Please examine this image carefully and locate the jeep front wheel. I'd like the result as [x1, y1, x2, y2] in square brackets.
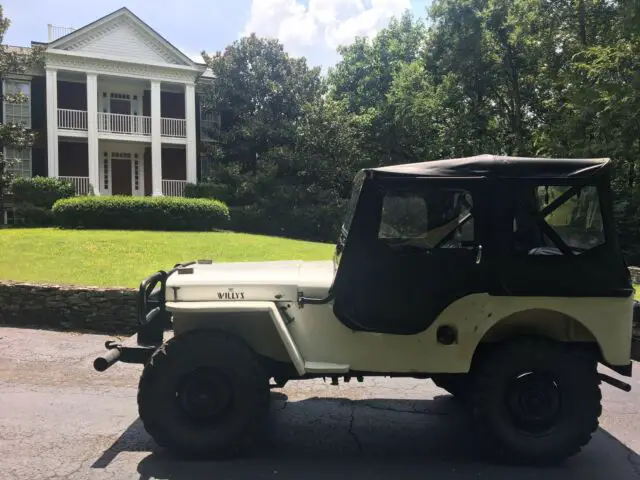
[469, 337, 601, 464]
[137, 329, 270, 458]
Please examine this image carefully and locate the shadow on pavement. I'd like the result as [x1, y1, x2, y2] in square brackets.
[92, 392, 640, 480]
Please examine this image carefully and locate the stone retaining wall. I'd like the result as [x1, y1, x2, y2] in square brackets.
[0, 281, 138, 334]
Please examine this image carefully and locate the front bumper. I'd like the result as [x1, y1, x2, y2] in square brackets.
[93, 261, 195, 372]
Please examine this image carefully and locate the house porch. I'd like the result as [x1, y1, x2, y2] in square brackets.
[58, 139, 187, 197]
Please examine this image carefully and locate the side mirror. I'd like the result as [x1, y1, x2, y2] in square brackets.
[476, 244, 483, 265]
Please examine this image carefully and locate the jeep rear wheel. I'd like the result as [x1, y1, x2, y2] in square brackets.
[469, 337, 601, 464]
[137, 330, 270, 459]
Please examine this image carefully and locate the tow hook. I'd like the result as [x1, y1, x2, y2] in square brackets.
[599, 373, 632, 392]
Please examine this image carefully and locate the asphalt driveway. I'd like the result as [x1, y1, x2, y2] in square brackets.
[0, 327, 638, 480]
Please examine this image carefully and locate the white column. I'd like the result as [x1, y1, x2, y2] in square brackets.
[45, 68, 58, 177]
[184, 82, 197, 184]
[151, 80, 162, 196]
[86, 73, 100, 195]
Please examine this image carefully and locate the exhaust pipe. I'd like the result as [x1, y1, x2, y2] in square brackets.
[93, 347, 122, 372]
[599, 373, 632, 392]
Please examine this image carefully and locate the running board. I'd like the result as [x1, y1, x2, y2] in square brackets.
[304, 361, 350, 374]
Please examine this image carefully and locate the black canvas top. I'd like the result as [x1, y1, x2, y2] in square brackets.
[368, 154, 611, 180]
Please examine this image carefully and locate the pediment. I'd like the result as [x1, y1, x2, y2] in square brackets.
[49, 9, 193, 67]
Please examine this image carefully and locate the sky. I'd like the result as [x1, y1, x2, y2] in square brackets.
[1, 0, 431, 69]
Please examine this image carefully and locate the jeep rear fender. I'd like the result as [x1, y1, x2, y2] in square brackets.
[468, 297, 634, 368]
[166, 301, 305, 376]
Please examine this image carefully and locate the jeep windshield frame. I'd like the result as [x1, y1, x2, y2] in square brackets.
[341, 170, 366, 238]
[334, 170, 366, 269]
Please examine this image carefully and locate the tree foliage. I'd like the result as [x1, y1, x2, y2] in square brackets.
[0, 6, 43, 216]
[199, 1, 640, 256]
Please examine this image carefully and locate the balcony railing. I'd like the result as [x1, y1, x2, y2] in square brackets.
[161, 117, 186, 138]
[162, 179, 187, 197]
[58, 109, 87, 131]
[56, 110, 187, 139]
[59, 176, 90, 195]
[98, 112, 151, 136]
[48, 24, 74, 42]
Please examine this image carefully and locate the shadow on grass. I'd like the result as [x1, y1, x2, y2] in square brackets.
[90, 391, 640, 480]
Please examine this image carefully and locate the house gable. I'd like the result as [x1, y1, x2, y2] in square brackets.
[48, 8, 194, 67]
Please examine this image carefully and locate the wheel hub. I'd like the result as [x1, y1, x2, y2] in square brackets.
[505, 371, 562, 434]
[176, 367, 233, 423]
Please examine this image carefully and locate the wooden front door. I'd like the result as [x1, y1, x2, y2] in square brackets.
[111, 159, 132, 195]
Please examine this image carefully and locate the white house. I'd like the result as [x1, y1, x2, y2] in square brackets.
[2, 7, 217, 205]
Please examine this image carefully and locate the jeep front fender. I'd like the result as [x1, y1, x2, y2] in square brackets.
[166, 301, 305, 376]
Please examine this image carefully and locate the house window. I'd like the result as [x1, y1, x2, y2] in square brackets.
[3, 80, 31, 128]
[134, 159, 140, 190]
[3, 147, 31, 178]
[110, 93, 131, 115]
[199, 108, 219, 141]
[200, 153, 215, 180]
[103, 157, 110, 190]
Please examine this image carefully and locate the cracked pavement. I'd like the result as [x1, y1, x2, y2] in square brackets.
[0, 327, 638, 479]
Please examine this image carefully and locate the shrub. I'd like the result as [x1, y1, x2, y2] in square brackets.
[11, 176, 76, 209]
[52, 195, 230, 231]
[13, 205, 54, 226]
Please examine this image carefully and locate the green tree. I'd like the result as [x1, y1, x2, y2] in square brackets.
[200, 34, 323, 175]
[199, 34, 370, 241]
[328, 11, 426, 165]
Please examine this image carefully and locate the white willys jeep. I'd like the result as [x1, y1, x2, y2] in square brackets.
[94, 154, 634, 464]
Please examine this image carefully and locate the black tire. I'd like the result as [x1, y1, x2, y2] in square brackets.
[137, 329, 270, 459]
[469, 337, 601, 465]
[432, 374, 469, 399]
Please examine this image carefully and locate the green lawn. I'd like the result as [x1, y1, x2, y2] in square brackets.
[0, 228, 334, 288]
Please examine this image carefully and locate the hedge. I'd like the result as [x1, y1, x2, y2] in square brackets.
[11, 176, 76, 209]
[52, 195, 230, 231]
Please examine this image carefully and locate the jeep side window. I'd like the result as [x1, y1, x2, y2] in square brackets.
[378, 189, 474, 249]
[513, 184, 605, 255]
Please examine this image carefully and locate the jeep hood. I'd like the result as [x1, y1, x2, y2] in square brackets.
[165, 260, 334, 302]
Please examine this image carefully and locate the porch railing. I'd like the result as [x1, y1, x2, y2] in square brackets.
[58, 109, 88, 131]
[161, 117, 186, 138]
[162, 179, 187, 197]
[59, 176, 90, 195]
[98, 112, 151, 136]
